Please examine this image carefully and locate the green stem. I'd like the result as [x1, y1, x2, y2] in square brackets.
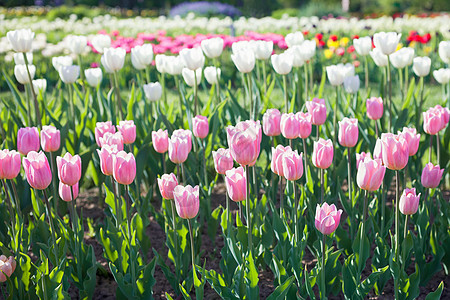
[294, 181, 299, 245]
[398, 67, 403, 100]
[304, 64, 308, 102]
[381, 181, 386, 237]
[347, 148, 353, 236]
[405, 67, 409, 96]
[321, 169, 324, 204]
[175, 76, 184, 123]
[214, 58, 221, 105]
[2, 180, 17, 254]
[321, 233, 327, 300]
[262, 60, 267, 97]
[145, 66, 151, 83]
[50, 152, 58, 214]
[364, 55, 369, 91]
[308, 59, 313, 91]
[395, 170, 400, 259]
[297, 67, 302, 111]
[247, 73, 254, 120]
[333, 85, 339, 149]
[418, 77, 424, 130]
[436, 132, 440, 165]
[42, 189, 59, 266]
[188, 218, 196, 269]
[223, 174, 230, 230]
[69, 187, 82, 283]
[279, 175, 284, 216]
[202, 139, 207, 187]
[23, 53, 42, 128]
[125, 185, 137, 292]
[302, 139, 308, 185]
[24, 84, 32, 126]
[403, 215, 409, 240]
[429, 135, 433, 163]
[170, 198, 180, 284]
[111, 176, 121, 227]
[283, 75, 288, 113]
[77, 55, 85, 91]
[359, 190, 368, 271]
[68, 83, 77, 148]
[194, 72, 198, 116]
[113, 71, 124, 121]
[245, 165, 252, 253]
[10, 180, 21, 218]
[387, 58, 392, 131]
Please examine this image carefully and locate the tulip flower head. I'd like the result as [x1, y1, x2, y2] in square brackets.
[59, 65, 80, 84]
[57, 153, 81, 186]
[366, 97, 383, 120]
[32, 79, 47, 94]
[338, 118, 359, 148]
[179, 47, 205, 71]
[212, 148, 234, 175]
[204, 66, 221, 85]
[399, 188, 420, 215]
[158, 173, 178, 200]
[423, 108, 443, 135]
[353, 36, 372, 56]
[370, 48, 388, 67]
[280, 113, 300, 139]
[390, 47, 415, 69]
[143, 82, 162, 101]
[357, 157, 386, 191]
[296, 112, 312, 139]
[312, 138, 334, 169]
[315, 203, 342, 235]
[182, 68, 202, 87]
[66, 35, 87, 55]
[231, 50, 255, 73]
[131, 44, 153, 70]
[373, 32, 402, 55]
[59, 182, 79, 202]
[152, 129, 169, 154]
[225, 166, 246, 202]
[281, 149, 304, 181]
[254, 40, 273, 60]
[192, 115, 209, 139]
[412, 56, 431, 77]
[17, 127, 40, 155]
[380, 133, 409, 170]
[117, 120, 136, 145]
[343, 75, 360, 94]
[263, 108, 282, 137]
[201, 37, 224, 59]
[0, 150, 21, 180]
[40, 125, 60, 153]
[99, 132, 124, 151]
[7, 29, 34, 52]
[400, 127, 420, 156]
[91, 34, 111, 53]
[172, 129, 193, 152]
[113, 151, 136, 185]
[95, 121, 116, 147]
[0, 255, 16, 283]
[22, 151, 52, 190]
[438, 41, 450, 64]
[102, 47, 126, 72]
[271, 145, 292, 176]
[97, 144, 119, 176]
[173, 185, 199, 219]
[306, 98, 327, 125]
[373, 138, 383, 162]
[14, 64, 35, 84]
[433, 68, 450, 85]
[85, 68, 103, 87]
[228, 122, 260, 166]
[356, 152, 371, 169]
[421, 163, 444, 189]
[271, 52, 294, 75]
[168, 135, 190, 164]
[285, 31, 304, 48]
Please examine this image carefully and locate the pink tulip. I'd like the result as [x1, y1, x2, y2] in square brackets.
[399, 188, 420, 215]
[338, 118, 359, 148]
[225, 166, 246, 202]
[280, 113, 300, 139]
[192, 115, 209, 139]
[0, 150, 21, 180]
[281, 149, 303, 181]
[400, 127, 420, 156]
[296, 112, 312, 139]
[229, 127, 259, 166]
[306, 98, 327, 125]
[357, 157, 386, 191]
[40, 125, 60, 152]
[152, 129, 169, 154]
[22, 151, 52, 190]
[380, 133, 409, 170]
[95, 121, 115, 147]
[116, 120, 136, 145]
[57, 153, 82, 186]
[0, 255, 16, 283]
[423, 108, 442, 135]
[172, 129, 193, 152]
[99, 132, 124, 151]
[113, 151, 136, 185]
[271, 145, 291, 176]
[373, 139, 383, 162]
[263, 108, 281, 136]
[366, 97, 383, 120]
[356, 152, 371, 169]
[433, 105, 449, 130]
[421, 163, 444, 189]
[17, 127, 40, 155]
[173, 185, 199, 219]
[212, 148, 234, 175]
[315, 203, 342, 235]
[158, 173, 178, 200]
[168, 135, 190, 164]
[59, 182, 79, 202]
[312, 138, 333, 169]
[97, 144, 119, 176]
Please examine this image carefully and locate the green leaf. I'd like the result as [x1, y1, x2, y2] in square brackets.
[266, 276, 295, 300]
[425, 281, 444, 300]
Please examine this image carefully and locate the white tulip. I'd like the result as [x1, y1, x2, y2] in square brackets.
[287, 45, 305, 67]
[271, 52, 294, 75]
[155, 54, 167, 74]
[337, 63, 355, 78]
[7, 29, 34, 52]
[101, 55, 114, 74]
[102, 47, 126, 72]
[370, 48, 388, 67]
[182, 68, 202, 87]
[389, 47, 415, 69]
[32, 79, 47, 94]
[232, 41, 253, 55]
[131, 44, 154, 70]
[13, 52, 33, 65]
[91, 34, 111, 54]
[373, 32, 401, 56]
[353, 36, 372, 56]
[204, 66, 221, 85]
[285, 31, 304, 48]
[59, 65, 80, 84]
[85, 68, 103, 87]
[326, 64, 346, 86]
[298, 40, 316, 61]
[254, 41, 273, 60]
[231, 50, 255, 73]
[143, 82, 162, 101]
[343, 75, 360, 94]
[67, 35, 87, 55]
[14, 64, 35, 84]
[201, 37, 224, 59]
[433, 68, 450, 85]
[180, 47, 205, 71]
[52, 56, 73, 72]
[438, 41, 450, 64]
[412, 57, 431, 77]
[165, 56, 184, 76]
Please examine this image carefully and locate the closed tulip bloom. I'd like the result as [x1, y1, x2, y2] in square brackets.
[370, 48, 388, 67]
[85, 68, 103, 87]
[400, 127, 420, 156]
[263, 109, 281, 137]
[254, 41, 273, 60]
[172, 129, 193, 152]
[0, 255, 16, 283]
[229, 127, 259, 166]
[315, 203, 342, 235]
[296, 112, 312, 139]
[366, 97, 383, 120]
[306, 98, 327, 125]
[95, 121, 115, 147]
[165, 55, 184, 76]
[113, 151, 136, 185]
[155, 54, 167, 74]
[13, 52, 33, 65]
[423, 109, 442, 135]
[373, 32, 402, 55]
[357, 157, 386, 191]
[67, 35, 87, 55]
[14, 64, 35, 84]
[99, 132, 124, 151]
[143, 82, 162, 101]
[182, 68, 202, 87]
[59, 65, 80, 84]
[213, 148, 233, 175]
[373, 139, 383, 162]
[0, 150, 21, 180]
[91, 34, 111, 53]
[389, 47, 415, 69]
[435, 105, 449, 129]
[225, 166, 246, 202]
[7, 29, 34, 52]
[173, 185, 199, 219]
[52, 56, 73, 72]
[438, 41, 450, 64]
[399, 188, 420, 215]
[32, 79, 47, 94]
[285, 31, 304, 48]
[192, 115, 209, 139]
[180, 47, 205, 71]
[231, 50, 255, 73]
[312, 138, 333, 169]
[152, 129, 169, 154]
[101, 55, 113, 74]
[299, 40, 316, 61]
[168, 135, 190, 164]
[343, 75, 360, 94]
[40, 125, 60, 152]
[288, 45, 305, 67]
[353, 36, 372, 56]
[271, 52, 294, 75]
[356, 152, 371, 169]
[117, 120, 136, 144]
[59, 182, 79, 202]
[338, 63, 356, 78]
[204, 66, 221, 85]
[326, 64, 345, 86]
[131, 44, 153, 70]
[413, 57, 431, 77]
[57, 153, 81, 186]
[280, 113, 300, 139]
[17, 127, 40, 155]
[282, 149, 303, 181]
[271, 145, 291, 176]
[97, 144, 119, 176]
[102, 47, 126, 72]
[22, 151, 52, 190]
[158, 173, 178, 200]
[421, 163, 444, 189]
[338, 118, 359, 148]
[433, 68, 450, 85]
[380, 133, 409, 170]
[201, 37, 224, 59]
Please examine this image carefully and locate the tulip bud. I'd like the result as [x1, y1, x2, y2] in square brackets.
[66, 35, 87, 55]
[433, 68, 450, 85]
[182, 68, 202, 87]
[229, 125, 259, 166]
[271, 145, 291, 176]
[315, 203, 342, 235]
[59, 182, 79, 202]
[231, 50, 255, 73]
[13, 52, 33, 65]
[102, 47, 126, 72]
[421, 163, 444, 189]
[201, 37, 224, 59]
[168, 135, 190, 164]
[85, 68, 103, 87]
[389, 47, 414, 69]
[357, 157, 386, 191]
[57, 153, 81, 186]
[59, 65, 80, 84]
[438, 41, 450, 64]
[113, 151, 136, 185]
[143, 82, 162, 101]
[155, 54, 167, 74]
[287, 45, 305, 67]
[165, 55, 184, 76]
[373, 32, 401, 55]
[158, 173, 178, 200]
[95, 121, 116, 147]
[281, 149, 303, 181]
[192, 115, 209, 139]
[380, 133, 409, 170]
[17, 127, 40, 155]
[400, 127, 420, 156]
[312, 138, 333, 169]
[99, 132, 124, 151]
[343, 75, 360, 94]
[254, 41, 273, 60]
[0, 150, 21, 180]
[173, 185, 199, 219]
[225, 166, 246, 202]
[338, 118, 359, 148]
[7, 29, 34, 52]
[117, 120, 136, 145]
[180, 47, 205, 71]
[131, 44, 153, 70]
[412, 56, 431, 77]
[285, 32, 304, 48]
[204, 66, 221, 85]
[52, 56, 73, 72]
[306, 98, 327, 125]
[40, 125, 60, 153]
[280, 113, 300, 139]
[91, 34, 111, 54]
[212, 148, 233, 175]
[353, 36, 372, 56]
[297, 112, 312, 139]
[32, 79, 47, 94]
[22, 151, 52, 190]
[423, 108, 443, 135]
[370, 48, 388, 67]
[356, 152, 371, 169]
[366, 97, 383, 120]
[97, 144, 119, 176]
[399, 188, 420, 215]
[263, 109, 281, 137]
[152, 129, 169, 154]
[14, 64, 35, 84]
[271, 52, 294, 75]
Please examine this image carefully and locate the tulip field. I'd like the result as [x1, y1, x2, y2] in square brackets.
[1, 12, 450, 299]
